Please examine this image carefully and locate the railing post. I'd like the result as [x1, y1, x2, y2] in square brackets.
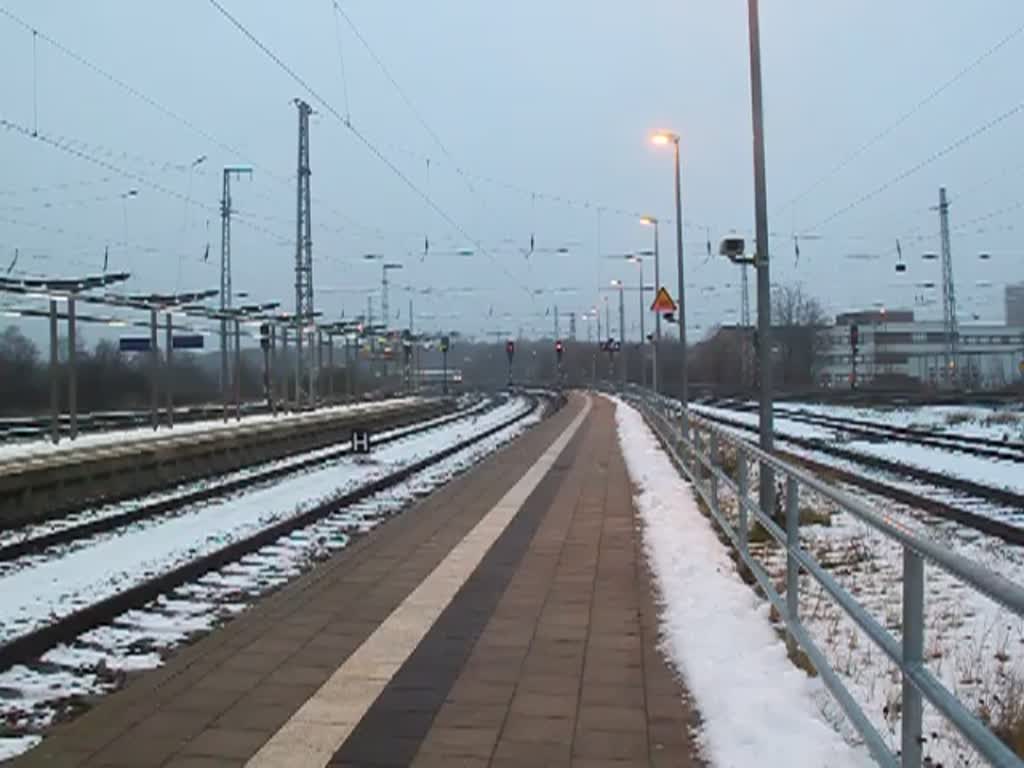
[901, 548, 924, 768]
[709, 430, 719, 517]
[679, 410, 691, 473]
[692, 427, 703, 488]
[737, 452, 749, 554]
[785, 475, 800, 655]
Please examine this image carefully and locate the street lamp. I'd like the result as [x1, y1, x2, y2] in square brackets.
[627, 253, 651, 387]
[650, 128, 688, 409]
[610, 279, 626, 392]
[640, 215, 661, 393]
[745, 0, 776, 523]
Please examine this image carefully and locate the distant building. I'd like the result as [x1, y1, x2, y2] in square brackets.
[1007, 282, 1024, 327]
[816, 309, 1024, 389]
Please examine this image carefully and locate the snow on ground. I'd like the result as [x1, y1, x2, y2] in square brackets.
[0, 397, 527, 644]
[790, 401, 1024, 443]
[744, 489, 1024, 766]
[614, 398, 871, 768]
[0, 397, 423, 463]
[691, 402, 1024, 499]
[0, 400, 487, 554]
[713, 399, 1024, 444]
[0, 737, 39, 763]
[681, 402, 1024, 765]
[0, 396, 542, 760]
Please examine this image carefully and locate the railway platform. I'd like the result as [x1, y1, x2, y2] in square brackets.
[0, 397, 452, 528]
[9, 394, 703, 768]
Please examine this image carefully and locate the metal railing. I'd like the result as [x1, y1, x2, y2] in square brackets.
[629, 389, 1024, 768]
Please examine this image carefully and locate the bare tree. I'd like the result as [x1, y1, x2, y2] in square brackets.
[0, 325, 43, 412]
[770, 284, 829, 391]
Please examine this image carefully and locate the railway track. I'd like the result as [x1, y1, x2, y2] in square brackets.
[706, 398, 1024, 462]
[0, 398, 495, 563]
[0, 392, 551, 676]
[691, 406, 1024, 546]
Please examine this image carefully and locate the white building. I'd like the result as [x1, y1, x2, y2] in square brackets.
[817, 310, 1024, 390]
[1008, 282, 1024, 327]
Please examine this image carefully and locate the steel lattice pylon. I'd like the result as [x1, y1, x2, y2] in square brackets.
[938, 187, 959, 384]
[294, 99, 314, 404]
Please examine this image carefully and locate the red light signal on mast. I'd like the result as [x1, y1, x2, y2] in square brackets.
[555, 339, 564, 363]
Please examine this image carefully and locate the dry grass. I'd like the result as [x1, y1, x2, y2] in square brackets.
[981, 411, 1022, 427]
[944, 411, 973, 427]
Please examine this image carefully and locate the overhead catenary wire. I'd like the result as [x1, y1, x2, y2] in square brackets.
[4, 2, 693, 265]
[330, 3, 703, 233]
[205, 0, 534, 298]
[805, 98, 1024, 234]
[331, 1, 493, 210]
[31, 27, 38, 136]
[0, 5, 251, 162]
[0, 116, 292, 249]
[775, 18, 1024, 217]
[329, 0, 351, 124]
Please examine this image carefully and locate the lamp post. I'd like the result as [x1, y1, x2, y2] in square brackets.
[640, 216, 660, 393]
[611, 279, 626, 392]
[651, 129, 688, 408]
[628, 252, 653, 388]
[746, 0, 775, 519]
[364, 254, 403, 385]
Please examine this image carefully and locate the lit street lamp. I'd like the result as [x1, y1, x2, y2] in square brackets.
[650, 128, 688, 409]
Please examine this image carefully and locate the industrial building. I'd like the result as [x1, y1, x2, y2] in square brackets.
[1007, 282, 1024, 327]
[817, 309, 1024, 389]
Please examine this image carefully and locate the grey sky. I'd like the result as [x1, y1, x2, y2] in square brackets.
[1, 1, 1022, 347]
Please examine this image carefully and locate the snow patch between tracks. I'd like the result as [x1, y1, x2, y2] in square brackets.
[613, 398, 871, 768]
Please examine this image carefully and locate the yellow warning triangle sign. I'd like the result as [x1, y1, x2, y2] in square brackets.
[650, 286, 677, 313]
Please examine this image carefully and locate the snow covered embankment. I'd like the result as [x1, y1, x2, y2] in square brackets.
[614, 398, 871, 768]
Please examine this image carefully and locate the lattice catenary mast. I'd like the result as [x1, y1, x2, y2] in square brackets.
[220, 165, 252, 410]
[938, 186, 959, 383]
[294, 99, 314, 403]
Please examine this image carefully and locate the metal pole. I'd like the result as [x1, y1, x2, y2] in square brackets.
[150, 307, 159, 431]
[674, 139, 688, 407]
[638, 262, 646, 388]
[346, 334, 355, 400]
[653, 221, 661, 394]
[67, 296, 78, 439]
[305, 327, 313, 409]
[748, 0, 775, 515]
[220, 169, 231, 421]
[280, 325, 288, 406]
[618, 285, 626, 393]
[234, 318, 241, 421]
[165, 312, 174, 427]
[294, 322, 301, 409]
[269, 324, 277, 415]
[901, 550, 925, 767]
[49, 299, 59, 445]
[221, 316, 229, 422]
[328, 333, 335, 401]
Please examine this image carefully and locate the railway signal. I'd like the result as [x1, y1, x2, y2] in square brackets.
[440, 335, 451, 395]
[555, 339, 564, 364]
[506, 339, 515, 387]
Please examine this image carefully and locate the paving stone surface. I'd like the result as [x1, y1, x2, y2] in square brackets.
[10, 395, 704, 768]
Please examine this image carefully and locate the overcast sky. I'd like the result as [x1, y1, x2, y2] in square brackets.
[1, 1, 1023, 347]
